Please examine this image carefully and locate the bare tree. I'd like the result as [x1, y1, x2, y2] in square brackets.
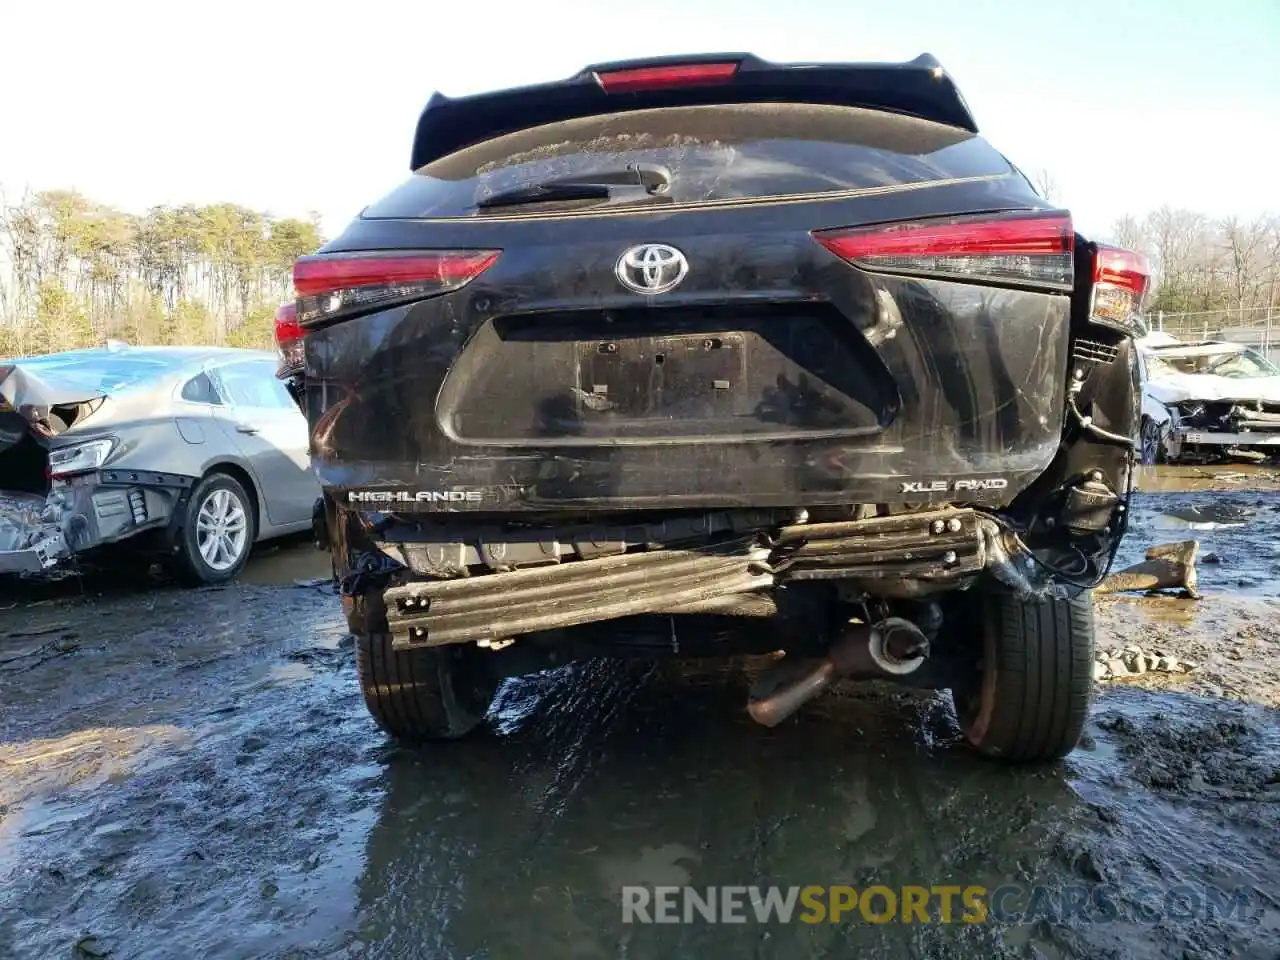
[1110, 214, 1147, 254]
[1032, 168, 1059, 203]
[1220, 216, 1269, 320]
[1143, 207, 1213, 313]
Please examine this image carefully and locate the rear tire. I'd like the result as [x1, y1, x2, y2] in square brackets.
[356, 632, 497, 741]
[954, 590, 1095, 762]
[172, 472, 257, 585]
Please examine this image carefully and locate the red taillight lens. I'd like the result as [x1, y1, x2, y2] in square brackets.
[594, 62, 739, 94]
[813, 211, 1075, 291]
[274, 301, 302, 343]
[292, 250, 500, 326]
[1090, 244, 1150, 333]
[273, 301, 304, 375]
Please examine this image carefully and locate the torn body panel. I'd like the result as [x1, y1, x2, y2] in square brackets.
[0, 491, 68, 573]
[0, 470, 195, 574]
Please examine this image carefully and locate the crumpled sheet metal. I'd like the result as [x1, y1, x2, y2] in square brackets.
[0, 491, 54, 552]
[0, 492, 71, 573]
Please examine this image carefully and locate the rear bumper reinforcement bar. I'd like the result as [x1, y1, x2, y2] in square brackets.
[385, 536, 773, 648]
[770, 511, 982, 582]
[382, 507, 1027, 650]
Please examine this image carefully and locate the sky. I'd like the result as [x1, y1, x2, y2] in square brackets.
[3, 0, 1277, 241]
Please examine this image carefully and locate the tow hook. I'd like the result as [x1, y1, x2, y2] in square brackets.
[746, 617, 930, 727]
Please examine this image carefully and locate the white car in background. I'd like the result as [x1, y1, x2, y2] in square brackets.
[1137, 334, 1280, 464]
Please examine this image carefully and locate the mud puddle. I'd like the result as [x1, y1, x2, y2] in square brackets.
[1116, 488, 1280, 600]
[1135, 463, 1280, 493]
[0, 468, 1278, 958]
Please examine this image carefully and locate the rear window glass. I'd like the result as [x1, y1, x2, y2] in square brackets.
[212, 361, 296, 409]
[363, 103, 1012, 220]
[181, 372, 223, 405]
[13, 351, 188, 395]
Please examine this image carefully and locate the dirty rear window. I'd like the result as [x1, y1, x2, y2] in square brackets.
[362, 103, 1012, 220]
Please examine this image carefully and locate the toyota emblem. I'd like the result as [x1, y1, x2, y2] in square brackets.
[616, 244, 689, 295]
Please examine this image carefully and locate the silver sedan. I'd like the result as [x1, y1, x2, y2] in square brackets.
[0, 345, 321, 583]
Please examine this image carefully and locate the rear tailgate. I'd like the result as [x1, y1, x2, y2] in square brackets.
[303, 67, 1073, 513]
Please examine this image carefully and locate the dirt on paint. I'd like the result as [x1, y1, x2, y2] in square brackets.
[1, 474, 1279, 960]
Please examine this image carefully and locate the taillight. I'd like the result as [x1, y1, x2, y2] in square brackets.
[1090, 244, 1150, 334]
[813, 211, 1075, 291]
[273, 301, 304, 375]
[594, 61, 739, 94]
[292, 250, 500, 326]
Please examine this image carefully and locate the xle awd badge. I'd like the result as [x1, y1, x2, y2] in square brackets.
[900, 478, 1009, 494]
[616, 244, 689, 295]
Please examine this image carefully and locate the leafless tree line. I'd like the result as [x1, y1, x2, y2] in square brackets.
[2, 181, 1275, 359]
[0, 186, 323, 357]
[1109, 208, 1280, 326]
[1029, 172, 1276, 330]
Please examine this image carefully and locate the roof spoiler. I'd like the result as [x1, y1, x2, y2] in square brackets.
[409, 52, 977, 170]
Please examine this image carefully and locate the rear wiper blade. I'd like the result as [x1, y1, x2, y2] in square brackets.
[476, 163, 673, 209]
[477, 182, 613, 208]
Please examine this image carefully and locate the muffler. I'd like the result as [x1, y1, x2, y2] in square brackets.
[747, 617, 930, 727]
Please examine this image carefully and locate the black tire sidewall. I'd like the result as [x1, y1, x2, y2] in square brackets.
[356, 630, 497, 741]
[956, 590, 1095, 762]
[177, 473, 257, 584]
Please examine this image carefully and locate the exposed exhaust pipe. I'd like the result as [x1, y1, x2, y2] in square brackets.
[746, 617, 929, 727]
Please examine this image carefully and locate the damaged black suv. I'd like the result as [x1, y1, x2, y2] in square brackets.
[278, 54, 1147, 761]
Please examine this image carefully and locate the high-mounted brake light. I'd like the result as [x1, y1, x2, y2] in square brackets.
[1089, 244, 1150, 334]
[595, 61, 739, 94]
[813, 211, 1075, 291]
[273, 301, 304, 376]
[292, 250, 500, 326]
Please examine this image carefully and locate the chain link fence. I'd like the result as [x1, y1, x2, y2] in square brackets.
[1148, 306, 1279, 361]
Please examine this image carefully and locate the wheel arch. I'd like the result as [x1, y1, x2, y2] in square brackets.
[197, 459, 264, 539]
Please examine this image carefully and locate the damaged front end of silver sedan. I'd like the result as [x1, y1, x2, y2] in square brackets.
[0, 363, 183, 576]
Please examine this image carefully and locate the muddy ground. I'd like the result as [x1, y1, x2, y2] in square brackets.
[1, 469, 1279, 959]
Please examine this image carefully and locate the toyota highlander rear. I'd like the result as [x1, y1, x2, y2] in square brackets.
[279, 53, 1147, 762]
